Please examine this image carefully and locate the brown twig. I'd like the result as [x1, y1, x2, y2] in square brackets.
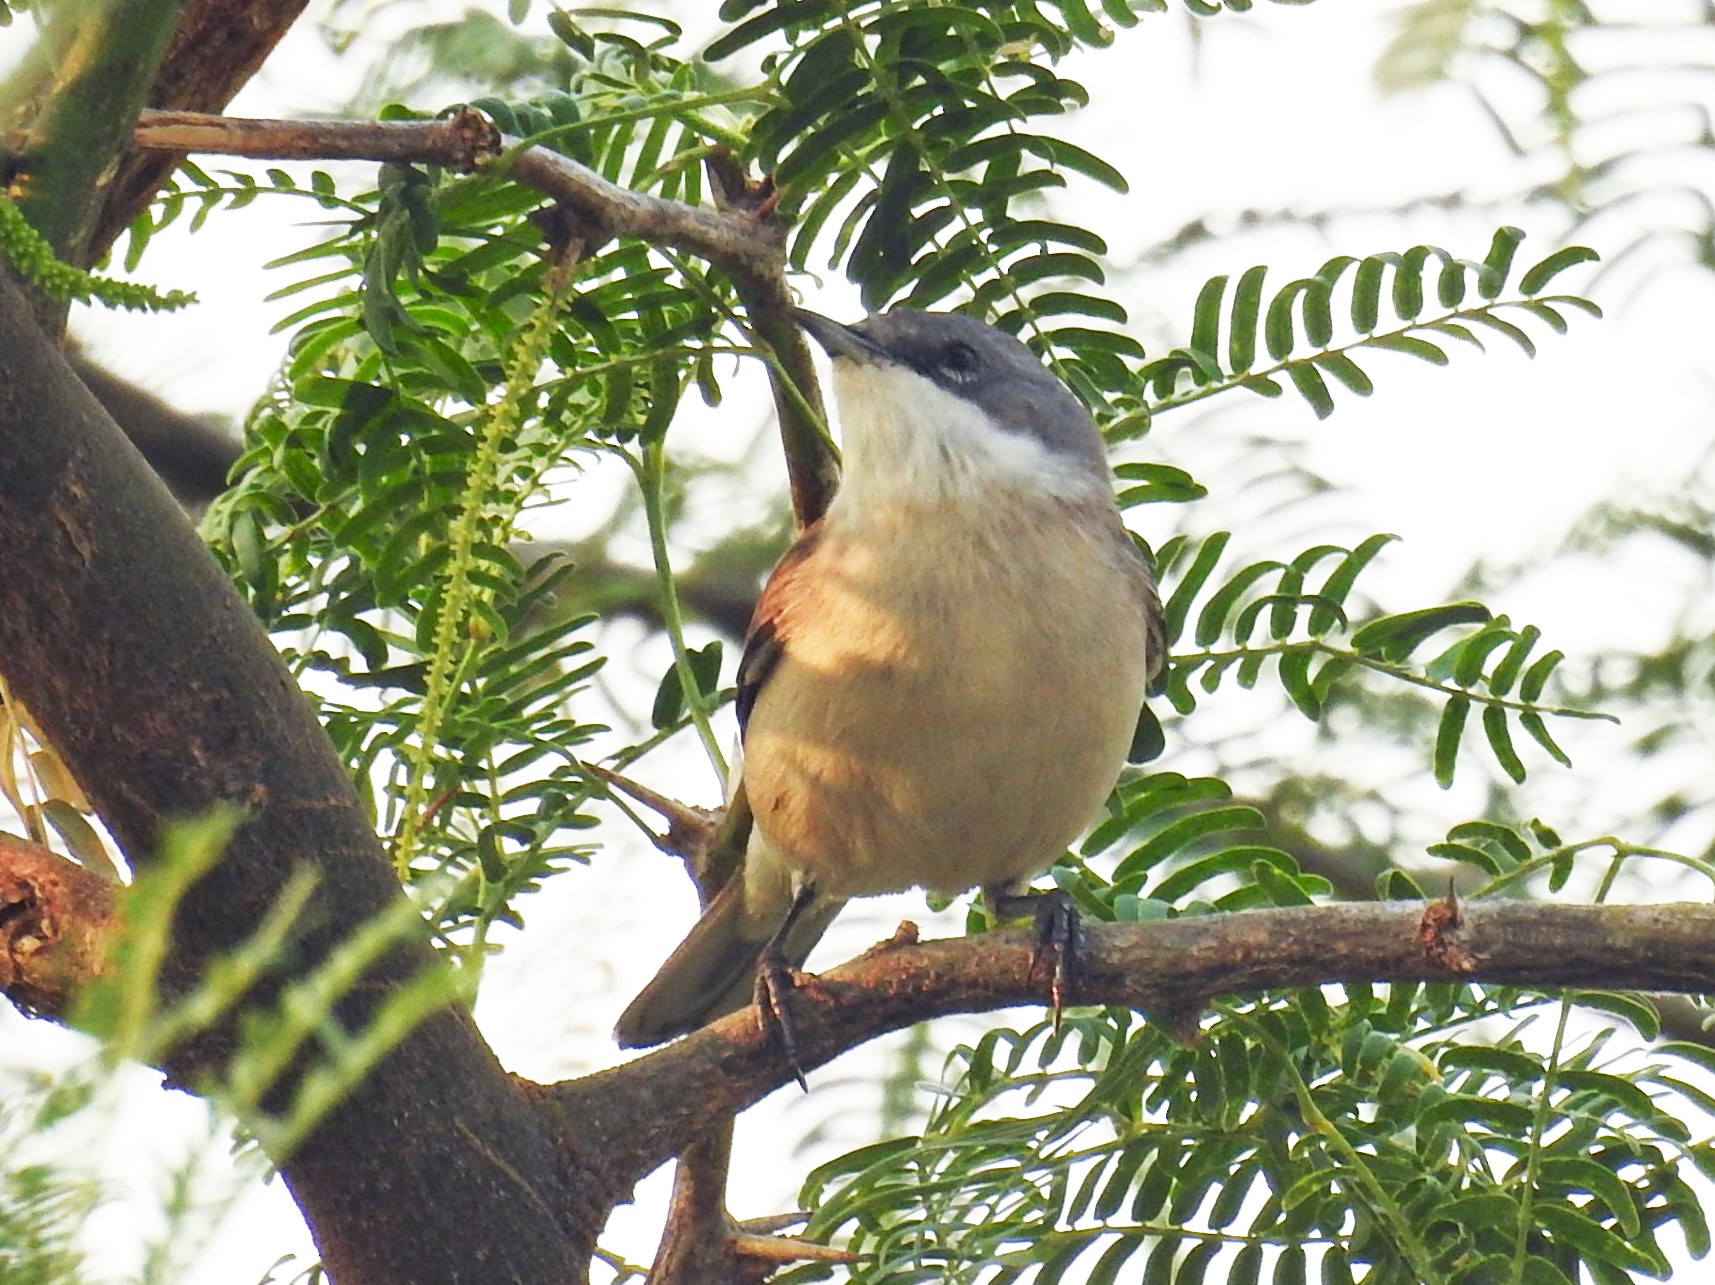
[127, 106, 843, 530]
[132, 106, 503, 170]
[1259, 793, 1715, 1050]
[545, 899, 1715, 1196]
[584, 763, 720, 863]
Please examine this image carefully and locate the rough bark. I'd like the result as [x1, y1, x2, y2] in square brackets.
[0, 833, 115, 1016]
[547, 900, 1715, 1186]
[0, 270, 604, 1284]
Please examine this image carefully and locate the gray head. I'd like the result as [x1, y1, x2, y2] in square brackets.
[796, 309, 1109, 480]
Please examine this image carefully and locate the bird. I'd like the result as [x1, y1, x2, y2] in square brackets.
[613, 308, 1164, 1051]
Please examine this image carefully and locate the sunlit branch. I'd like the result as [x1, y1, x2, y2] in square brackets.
[549, 899, 1715, 1191]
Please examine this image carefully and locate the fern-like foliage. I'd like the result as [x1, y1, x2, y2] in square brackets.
[1141, 523, 1609, 788]
[186, 14, 789, 943]
[0, 1087, 94, 1285]
[1135, 227, 1599, 429]
[788, 809, 1715, 1285]
[81, 3, 1708, 1281]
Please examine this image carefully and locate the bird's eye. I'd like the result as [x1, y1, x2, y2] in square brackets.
[940, 342, 980, 382]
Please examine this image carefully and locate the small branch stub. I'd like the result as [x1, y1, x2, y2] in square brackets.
[0, 831, 116, 1016]
[1418, 886, 1474, 972]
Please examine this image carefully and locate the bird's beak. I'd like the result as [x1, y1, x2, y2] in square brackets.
[795, 310, 883, 363]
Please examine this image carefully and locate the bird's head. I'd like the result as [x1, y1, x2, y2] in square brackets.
[796, 309, 1112, 507]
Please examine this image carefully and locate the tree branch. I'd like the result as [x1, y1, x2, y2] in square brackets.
[0, 0, 181, 329]
[68, 351, 241, 508]
[0, 832, 115, 1017]
[130, 107, 505, 172]
[127, 106, 843, 527]
[1254, 790, 1715, 1051]
[0, 270, 605, 1284]
[546, 900, 1715, 1196]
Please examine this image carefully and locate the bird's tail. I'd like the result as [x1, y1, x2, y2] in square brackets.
[614, 877, 843, 1048]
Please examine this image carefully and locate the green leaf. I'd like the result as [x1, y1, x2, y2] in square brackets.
[1285, 362, 1334, 419]
[1480, 225, 1526, 297]
[1434, 696, 1470, 788]
[1350, 603, 1490, 661]
[1228, 264, 1267, 374]
[1537, 1156, 1642, 1239]
[1162, 532, 1230, 645]
[1519, 711, 1573, 768]
[1315, 351, 1373, 396]
[1447, 819, 1529, 863]
[1229, 1244, 1262, 1285]
[1519, 245, 1599, 295]
[1309, 534, 1396, 635]
[1482, 705, 1527, 782]
[1254, 859, 1313, 906]
[1193, 560, 1282, 646]
[1518, 649, 1563, 702]
[1427, 841, 1504, 876]
[1189, 274, 1227, 371]
[1467, 309, 1537, 356]
[1487, 624, 1541, 695]
[1279, 648, 1320, 720]
[1535, 1202, 1659, 1274]
[1368, 333, 1448, 365]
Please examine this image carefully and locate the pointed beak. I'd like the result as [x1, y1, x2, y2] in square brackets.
[794, 310, 883, 363]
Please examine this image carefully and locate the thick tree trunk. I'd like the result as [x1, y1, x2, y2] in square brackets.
[0, 270, 600, 1283]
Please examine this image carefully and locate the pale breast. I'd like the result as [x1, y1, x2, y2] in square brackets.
[740, 497, 1152, 899]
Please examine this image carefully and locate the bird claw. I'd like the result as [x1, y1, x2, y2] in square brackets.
[986, 886, 1085, 1031]
[754, 949, 809, 1092]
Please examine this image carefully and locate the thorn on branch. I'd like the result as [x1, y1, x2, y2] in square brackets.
[583, 762, 720, 862]
[735, 1211, 810, 1236]
[1418, 885, 1474, 973]
[855, 920, 920, 960]
[731, 1231, 860, 1266]
[705, 148, 782, 226]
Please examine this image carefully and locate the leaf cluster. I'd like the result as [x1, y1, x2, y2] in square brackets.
[1143, 524, 1606, 789]
[791, 791, 1714, 1284]
[710, 0, 1155, 413]
[177, 12, 817, 943]
[1135, 227, 1599, 429]
[792, 989, 1715, 1285]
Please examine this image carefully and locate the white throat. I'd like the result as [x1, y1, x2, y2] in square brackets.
[827, 362, 1107, 518]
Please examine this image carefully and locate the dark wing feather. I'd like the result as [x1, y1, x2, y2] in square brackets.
[735, 524, 823, 739]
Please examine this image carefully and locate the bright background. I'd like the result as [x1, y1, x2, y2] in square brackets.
[2, 0, 1711, 1279]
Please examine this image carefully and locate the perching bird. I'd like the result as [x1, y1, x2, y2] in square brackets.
[613, 308, 1164, 1049]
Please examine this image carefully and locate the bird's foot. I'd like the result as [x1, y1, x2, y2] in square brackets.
[754, 949, 811, 1092]
[985, 886, 1086, 1031]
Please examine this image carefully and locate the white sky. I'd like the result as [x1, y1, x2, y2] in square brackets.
[4, 0, 1713, 1280]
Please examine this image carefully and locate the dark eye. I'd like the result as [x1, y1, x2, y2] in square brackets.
[940, 341, 980, 382]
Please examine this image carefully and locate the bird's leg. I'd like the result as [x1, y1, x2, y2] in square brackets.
[983, 882, 1086, 1030]
[755, 881, 822, 1092]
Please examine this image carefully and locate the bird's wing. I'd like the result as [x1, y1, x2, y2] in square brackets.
[735, 522, 824, 738]
[1114, 523, 1168, 686]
